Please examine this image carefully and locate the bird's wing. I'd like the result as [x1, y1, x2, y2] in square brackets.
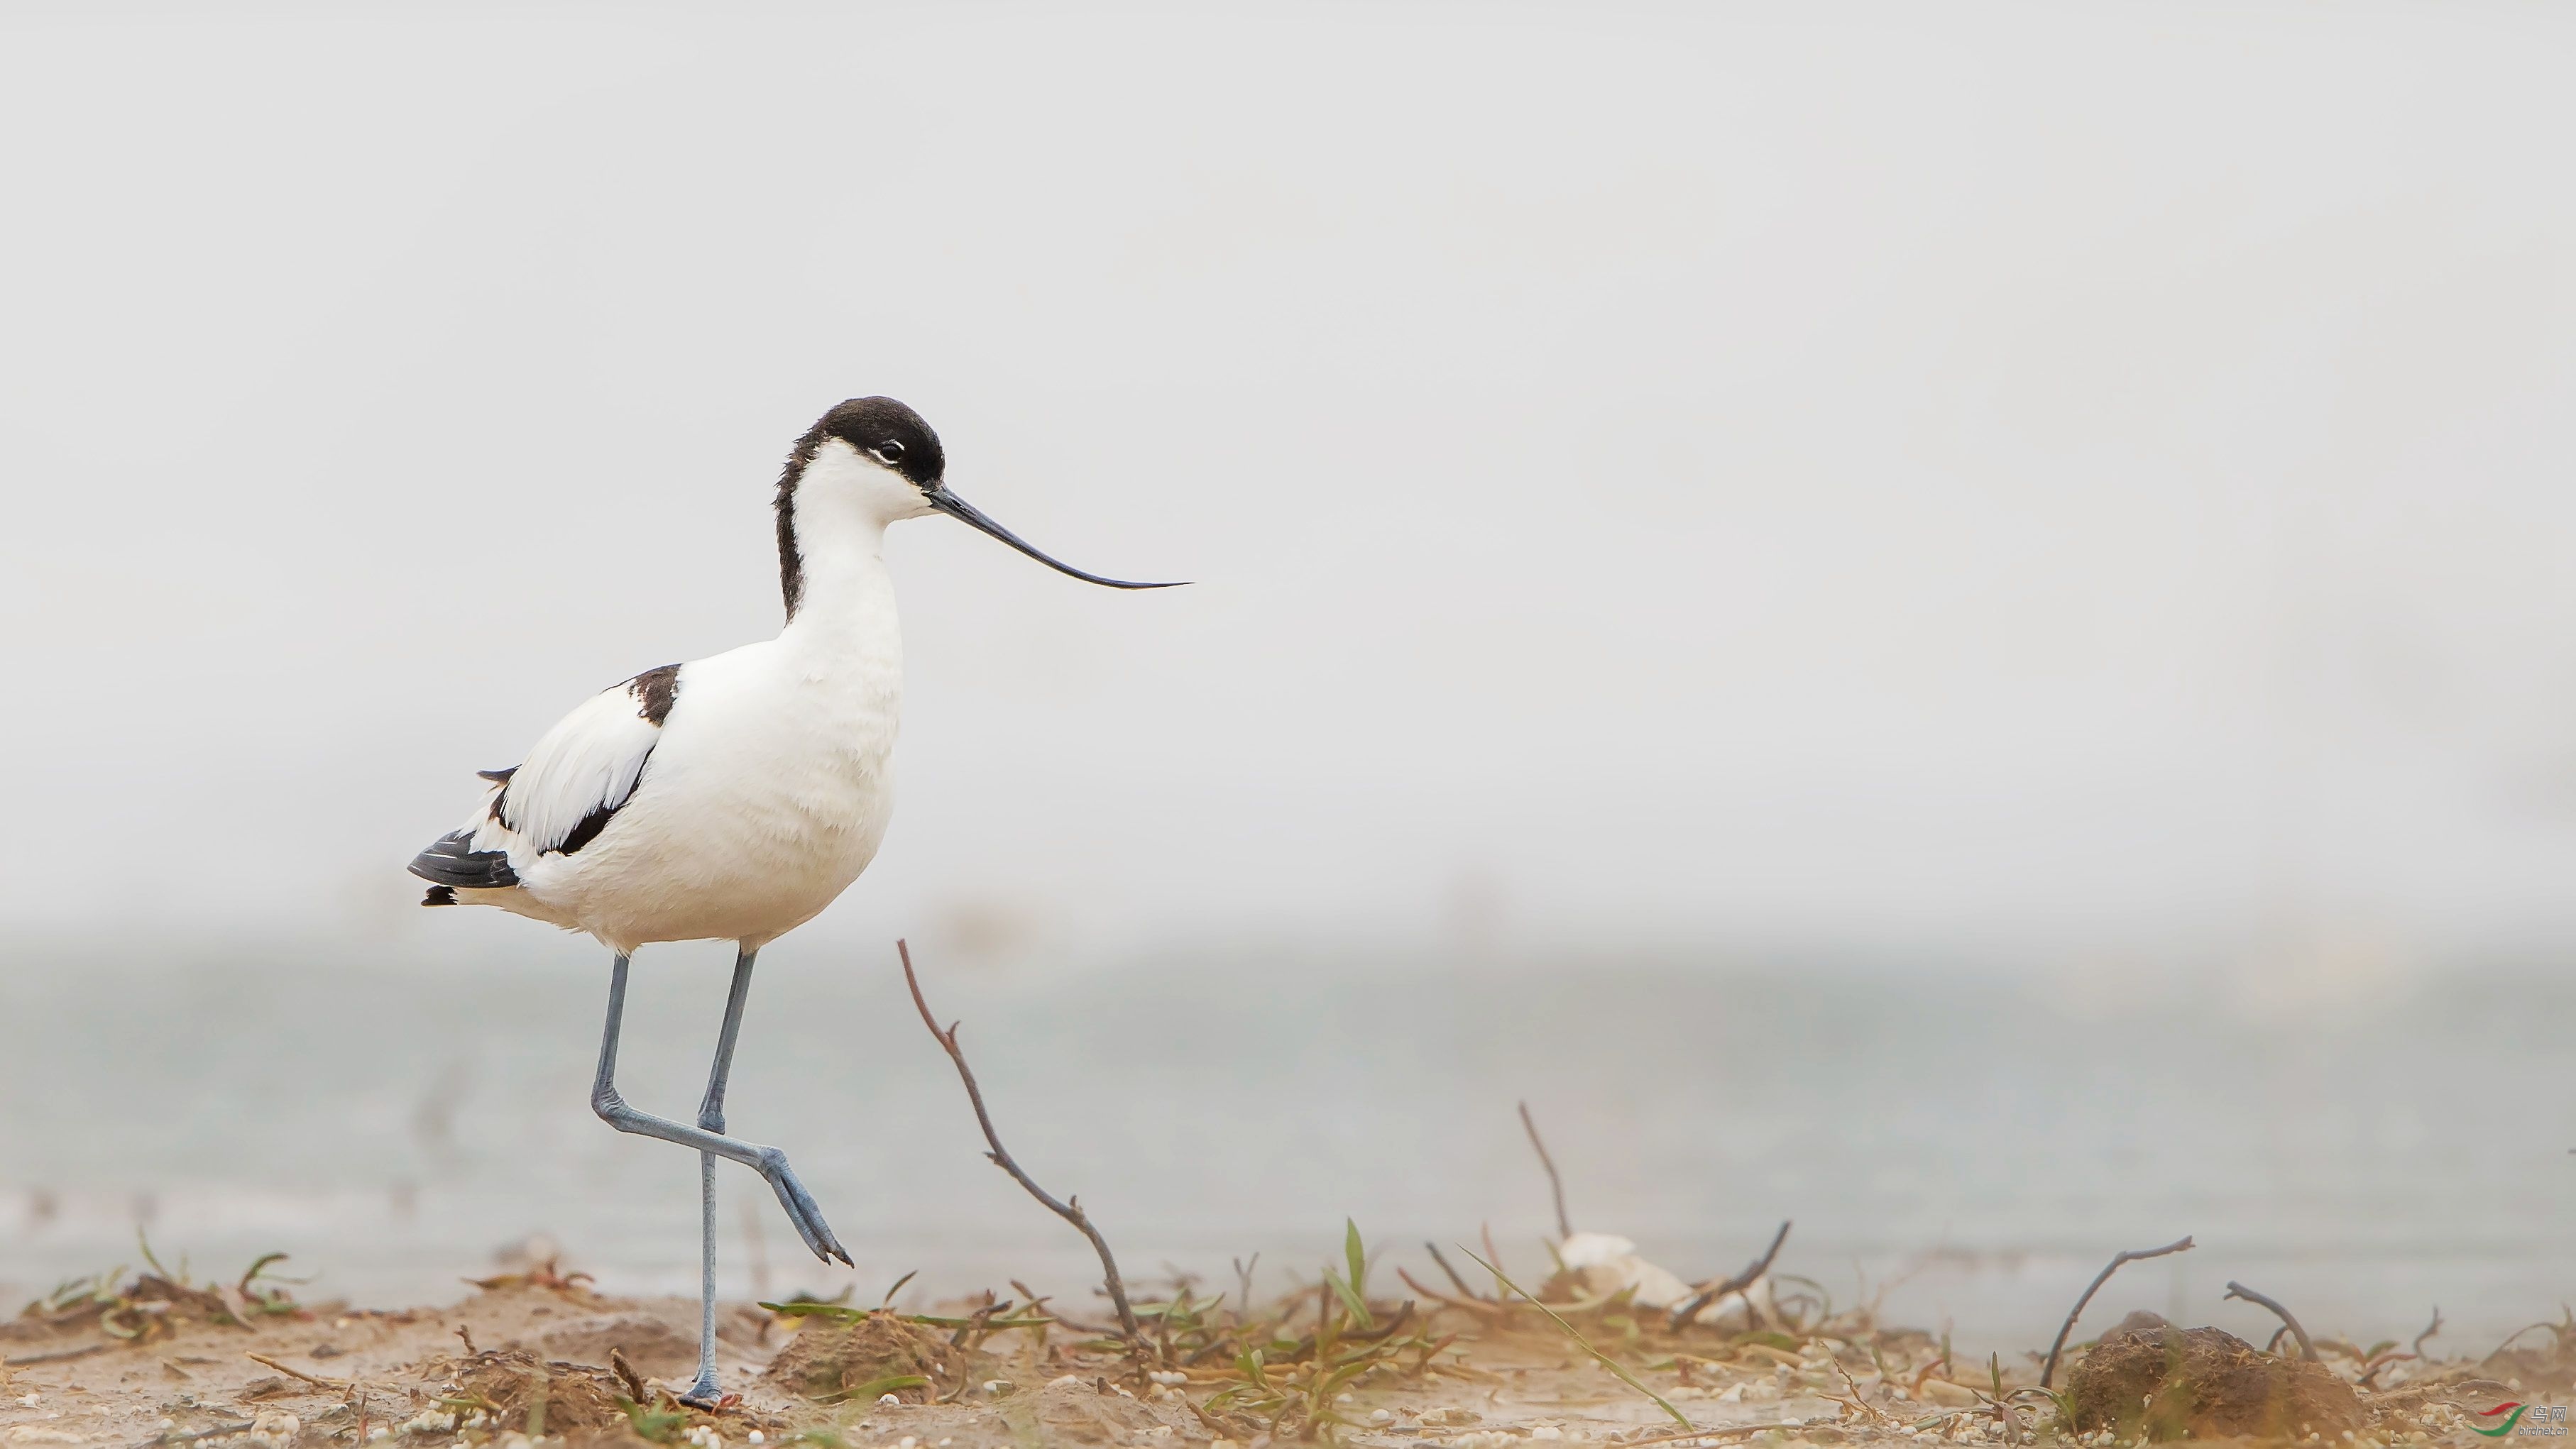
[478, 663, 682, 856]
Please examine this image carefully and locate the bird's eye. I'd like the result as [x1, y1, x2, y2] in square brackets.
[872, 440, 906, 464]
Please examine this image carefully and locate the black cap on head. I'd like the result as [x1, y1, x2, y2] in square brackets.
[815, 395, 946, 486]
[774, 392, 1185, 618]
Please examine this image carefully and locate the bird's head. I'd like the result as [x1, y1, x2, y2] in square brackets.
[784, 395, 1184, 592]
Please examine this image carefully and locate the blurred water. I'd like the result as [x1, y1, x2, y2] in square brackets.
[1, 941, 2567, 1360]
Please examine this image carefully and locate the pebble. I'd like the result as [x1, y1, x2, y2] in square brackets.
[877, 1394, 901, 1407]
[1149, 1370, 1188, 1387]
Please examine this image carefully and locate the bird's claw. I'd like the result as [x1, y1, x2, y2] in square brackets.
[762, 1156, 851, 1266]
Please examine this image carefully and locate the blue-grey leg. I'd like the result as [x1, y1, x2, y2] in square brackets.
[589, 952, 850, 1404]
[680, 947, 760, 1403]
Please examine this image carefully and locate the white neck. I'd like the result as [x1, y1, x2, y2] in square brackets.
[777, 441, 920, 660]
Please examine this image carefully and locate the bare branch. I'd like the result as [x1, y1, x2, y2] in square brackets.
[899, 939, 1141, 1345]
[243, 1352, 349, 1390]
[2, 1345, 106, 1368]
[2413, 1306, 2445, 1363]
[1397, 1267, 1508, 1321]
[2038, 1235, 2194, 1389]
[1425, 1241, 1489, 1301]
[1669, 1219, 1793, 1331]
[2225, 1281, 2318, 1361]
[1518, 1101, 1572, 1240]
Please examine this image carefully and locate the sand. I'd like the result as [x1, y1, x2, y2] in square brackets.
[4, 1256, 2565, 1449]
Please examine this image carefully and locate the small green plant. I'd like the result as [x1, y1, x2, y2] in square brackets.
[1191, 1221, 1460, 1439]
[620, 1396, 689, 1443]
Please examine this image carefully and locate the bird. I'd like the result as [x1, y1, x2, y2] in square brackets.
[407, 395, 1179, 1406]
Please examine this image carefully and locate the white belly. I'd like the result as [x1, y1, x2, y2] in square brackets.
[508, 637, 901, 952]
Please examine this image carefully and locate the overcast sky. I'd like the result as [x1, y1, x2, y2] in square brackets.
[4, 2, 2574, 969]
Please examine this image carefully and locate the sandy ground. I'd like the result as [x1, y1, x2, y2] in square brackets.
[4, 1257, 2567, 1449]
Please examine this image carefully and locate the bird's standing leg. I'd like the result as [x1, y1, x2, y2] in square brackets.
[674, 947, 760, 1404]
[589, 954, 852, 1334]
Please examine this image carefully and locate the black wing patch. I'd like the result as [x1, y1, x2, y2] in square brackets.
[557, 803, 620, 856]
[547, 663, 682, 858]
[409, 829, 519, 891]
[630, 663, 681, 725]
[416, 666, 681, 899]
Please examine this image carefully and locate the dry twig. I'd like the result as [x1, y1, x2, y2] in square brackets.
[1425, 1243, 1491, 1301]
[1669, 1220, 1792, 1331]
[2225, 1281, 2318, 1361]
[1518, 1101, 1572, 1240]
[3, 1345, 106, 1368]
[2038, 1235, 2194, 1389]
[1826, 1354, 1890, 1426]
[899, 938, 1141, 1345]
[243, 1352, 349, 1390]
[2484, 1308, 2570, 1361]
[2413, 1306, 2445, 1362]
[1396, 1268, 1508, 1321]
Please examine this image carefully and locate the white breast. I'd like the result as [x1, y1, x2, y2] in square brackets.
[513, 634, 901, 952]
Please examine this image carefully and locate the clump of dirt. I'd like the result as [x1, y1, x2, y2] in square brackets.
[428, 1349, 640, 1436]
[762, 1313, 963, 1403]
[10, 1269, 303, 1348]
[2479, 1317, 2576, 1396]
[2066, 1316, 2366, 1440]
[535, 1311, 703, 1379]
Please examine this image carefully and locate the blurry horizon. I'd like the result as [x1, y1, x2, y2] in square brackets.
[6, 1, 2576, 975]
[7, 945, 2571, 1356]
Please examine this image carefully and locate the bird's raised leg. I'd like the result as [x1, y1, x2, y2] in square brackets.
[589, 953, 852, 1346]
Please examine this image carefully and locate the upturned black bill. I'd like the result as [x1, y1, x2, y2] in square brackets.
[926, 487, 1186, 590]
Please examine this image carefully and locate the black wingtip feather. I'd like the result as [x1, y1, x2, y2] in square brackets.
[408, 830, 519, 889]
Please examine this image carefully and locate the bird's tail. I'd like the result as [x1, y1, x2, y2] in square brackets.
[409, 829, 518, 903]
